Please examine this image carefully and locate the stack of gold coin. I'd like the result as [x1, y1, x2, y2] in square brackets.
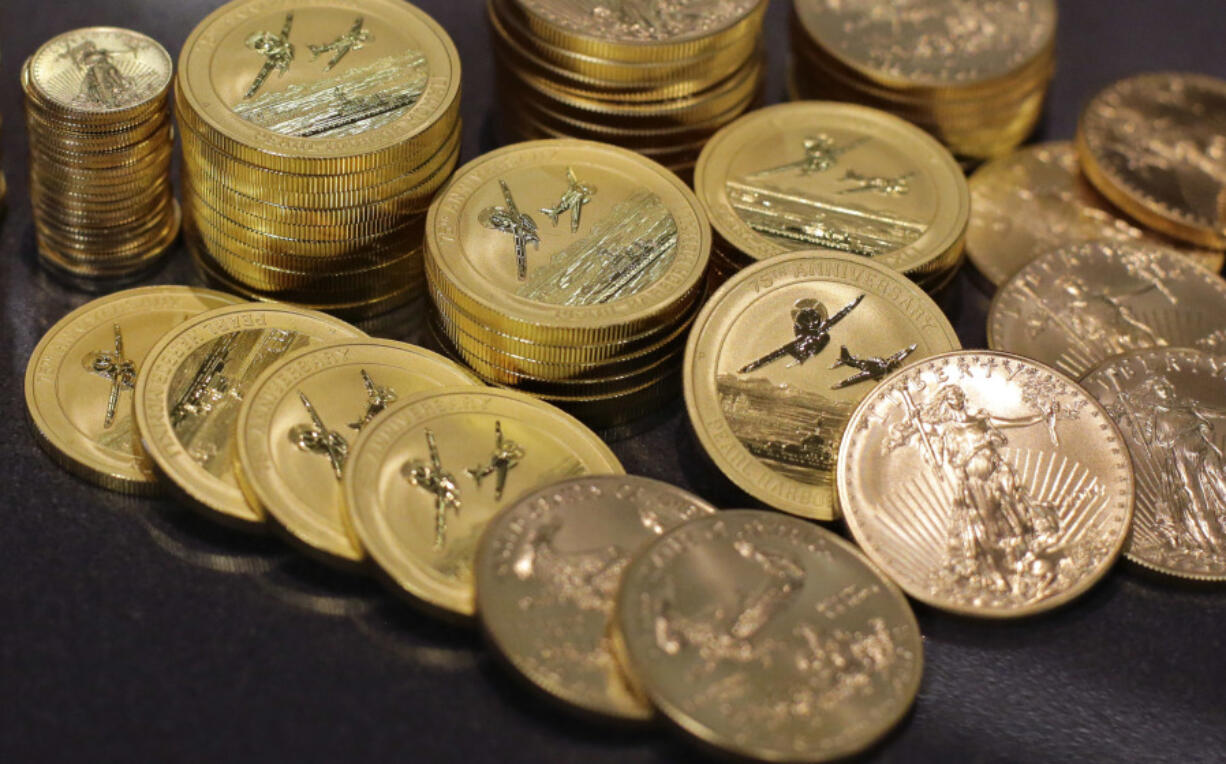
[176, 0, 462, 321]
[789, 0, 1057, 163]
[22, 28, 178, 282]
[424, 140, 711, 431]
[487, 0, 767, 176]
[695, 102, 969, 294]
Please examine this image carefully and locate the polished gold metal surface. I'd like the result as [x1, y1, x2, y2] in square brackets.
[134, 304, 365, 528]
[343, 387, 623, 619]
[614, 510, 923, 761]
[1081, 348, 1226, 581]
[838, 350, 1134, 618]
[967, 142, 1225, 287]
[1077, 72, 1226, 249]
[988, 242, 1226, 379]
[685, 252, 960, 521]
[235, 339, 480, 566]
[475, 475, 714, 721]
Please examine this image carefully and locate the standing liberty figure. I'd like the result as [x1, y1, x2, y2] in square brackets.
[61, 40, 132, 108]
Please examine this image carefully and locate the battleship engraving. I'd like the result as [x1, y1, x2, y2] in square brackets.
[517, 190, 678, 305]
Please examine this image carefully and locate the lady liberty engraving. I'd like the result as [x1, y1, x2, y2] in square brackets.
[60, 40, 133, 108]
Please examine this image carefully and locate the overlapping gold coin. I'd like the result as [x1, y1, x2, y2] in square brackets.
[789, 0, 1057, 163]
[488, 0, 767, 175]
[23, 27, 179, 282]
[695, 102, 969, 292]
[425, 139, 710, 431]
[176, 0, 462, 320]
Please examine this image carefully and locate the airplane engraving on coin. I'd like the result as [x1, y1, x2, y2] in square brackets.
[829, 344, 917, 389]
[480, 180, 541, 280]
[170, 334, 237, 426]
[746, 135, 869, 178]
[738, 295, 865, 374]
[290, 392, 349, 480]
[308, 16, 371, 71]
[87, 324, 138, 429]
[539, 167, 596, 233]
[839, 170, 915, 196]
[403, 429, 461, 549]
[466, 421, 525, 501]
[348, 369, 397, 432]
[244, 12, 295, 99]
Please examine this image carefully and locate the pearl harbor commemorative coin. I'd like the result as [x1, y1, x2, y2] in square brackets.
[988, 241, 1226, 379]
[1081, 348, 1226, 581]
[343, 388, 623, 619]
[966, 141, 1224, 288]
[685, 252, 959, 521]
[1078, 72, 1226, 249]
[475, 475, 715, 721]
[235, 339, 480, 567]
[134, 304, 364, 528]
[25, 287, 244, 495]
[614, 510, 923, 762]
[838, 351, 1134, 618]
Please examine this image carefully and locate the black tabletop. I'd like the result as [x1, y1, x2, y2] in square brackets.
[4, 2, 1226, 762]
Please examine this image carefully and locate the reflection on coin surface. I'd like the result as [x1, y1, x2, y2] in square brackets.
[839, 351, 1134, 618]
[988, 242, 1226, 379]
[344, 388, 623, 618]
[966, 142, 1224, 287]
[475, 475, 715, 720]
[514, 0, 762, 44]
[236, 339, 480, 566]
[28, 27, 173, 113]
[134, 304, 364, 527]
[685, 252, 960, 520]
[1078, 72, 1226, 249]
[614, 510, 922, 761]
[25, 287, 244, 495]
[694, 102, 968, 278]
[1081, 348, 1226, 581]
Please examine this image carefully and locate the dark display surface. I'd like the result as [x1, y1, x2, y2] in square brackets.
[3, 2, 1225, 761]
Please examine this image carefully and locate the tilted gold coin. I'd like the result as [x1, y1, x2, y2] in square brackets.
[1077, 72, 1226, 249]
[475, 475, 715, 721]
[694, 102, 969, 279]
[967, 142, 1224, 287]
[1081, 348, 1226, 581]
[343, 387, 623, 618]
[134, 304, 365, 528]
[838, 351, 1134, 618]
[684, 252, 960, 521]
[613, 509, 923, 761]
[988, 242, 1226, 379]
[235, 339, 480, 566]
[27, 27, 172, 116]
[24, 286, 244, 495]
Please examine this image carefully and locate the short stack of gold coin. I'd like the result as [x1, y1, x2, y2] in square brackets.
[176, 0, 462, 321]
[789, 0, 1057, 164]
[22, 28, 178, 282]
[488, 0, 767, 176]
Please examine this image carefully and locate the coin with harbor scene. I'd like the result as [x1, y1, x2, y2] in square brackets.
[684, 252, 960, 521]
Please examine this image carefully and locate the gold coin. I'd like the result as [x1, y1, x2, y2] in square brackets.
[968, 142, 1225, 287]
[1077, 72, 1226, 249]
[694, 102, 969, 279]
[684, 251, 960, 521]
[838, 350, 1134, 618]
[27, 28, 173, 117]
[1080, 348, 1226, 581]
[24, 286, 245, 495]
[178, 0, 461, 174]
[134, 303, 366, 528]
[613, 509, 923, 760]
[988, 242, 1226, 379]
[475, 475, 714, 721]
[426, 139, 710, 344]
[343, 387, 623, 618]
[236, 339, 480, 567]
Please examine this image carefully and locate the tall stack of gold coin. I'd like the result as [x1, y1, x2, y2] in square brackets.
[176, 0, 461, 321]
[424, 140, 710, 431]
[789, 0, 1057, 163]
[23, 28, 178, 282]
[488, 0, 767, 175]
